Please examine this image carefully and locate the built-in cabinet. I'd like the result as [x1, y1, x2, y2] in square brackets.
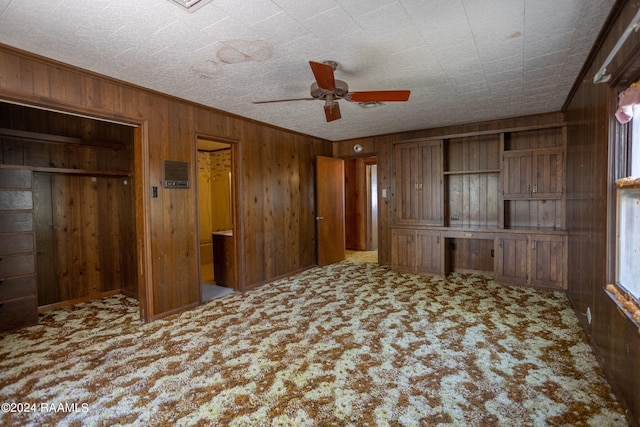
[395, 140, 443, 225]
[391, 124, 567, 290]
[495, 233, 565, 288]
[391, 229, 444, 275]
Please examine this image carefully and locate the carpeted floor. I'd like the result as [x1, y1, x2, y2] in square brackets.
[0, 261, 628, 426]
[345, 249, 378, 263]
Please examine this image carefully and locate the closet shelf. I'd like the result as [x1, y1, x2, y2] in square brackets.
[0, 164, 131, 177]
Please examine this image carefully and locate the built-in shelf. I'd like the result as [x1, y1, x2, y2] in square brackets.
[0, 164, 131, 177]
[0, 127, 126, 150]
[392, 121, 567, 290]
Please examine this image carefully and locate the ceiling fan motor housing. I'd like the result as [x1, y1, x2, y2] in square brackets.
[310, 80, 349, 100]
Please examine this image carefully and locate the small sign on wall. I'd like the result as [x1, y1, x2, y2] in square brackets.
[164, 160, 189, 188]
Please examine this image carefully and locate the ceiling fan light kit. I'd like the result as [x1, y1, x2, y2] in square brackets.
[253, 60, 410, 122]
[358, 101, 383, 108]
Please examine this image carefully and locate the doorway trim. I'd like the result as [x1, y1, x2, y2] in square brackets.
[194, 133, 244, 294]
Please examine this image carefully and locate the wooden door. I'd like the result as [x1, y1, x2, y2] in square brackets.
[495, 233, 529, 284]
[531, 149, 563, 199]
[503, 152, 532, 199]
[395, 143, 421, 223]
[316, 156, 345, 266]
[530, 234, 565, 288]
[419, 141, 443, 224]
[391, 229, 415, 272]
[416, 230, 443, 275]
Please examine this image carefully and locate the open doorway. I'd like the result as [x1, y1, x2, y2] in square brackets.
[196, 137, 236, 301]
[344, 156, 378, 263]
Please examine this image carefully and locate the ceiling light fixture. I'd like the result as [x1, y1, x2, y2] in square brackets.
[168, 0, 212, 13]
[358, 101, 383, 108]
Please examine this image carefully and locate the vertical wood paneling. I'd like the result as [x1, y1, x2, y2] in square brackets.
[345, 158, 367, 250]
[448, 238, 493, 274]
[195, 107, 331, 290]
[33, 173, 57, 305]
[53, 175, 71, 301]
[563, 1, 640, 423]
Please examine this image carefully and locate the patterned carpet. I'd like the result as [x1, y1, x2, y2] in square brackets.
[0, 261, 627, 426]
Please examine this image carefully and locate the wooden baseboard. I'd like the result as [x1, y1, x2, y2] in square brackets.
[38, 290, 122, 313]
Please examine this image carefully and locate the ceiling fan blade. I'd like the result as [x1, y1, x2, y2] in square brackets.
[252, 97, 315, 104]
[324, 102, 341, 122]
[309, 61, 336, 92]
[346, 90, 411, 103]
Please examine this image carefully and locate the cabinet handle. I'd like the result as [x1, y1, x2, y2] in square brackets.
[533, 185, 538, 193]
[419, 183, 423, 191]
[527, 184, 531, 194]
[436, 236, 440, 244]
[499, 239, 503, 248]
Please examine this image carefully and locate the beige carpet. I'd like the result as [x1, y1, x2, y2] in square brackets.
[345, 250, 378, 264]
[0, 261, 627, 426]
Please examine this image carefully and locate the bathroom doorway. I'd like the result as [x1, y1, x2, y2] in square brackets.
[197, 137, 236, 301]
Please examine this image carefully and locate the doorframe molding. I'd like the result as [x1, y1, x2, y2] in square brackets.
[194, 133, 244, 293]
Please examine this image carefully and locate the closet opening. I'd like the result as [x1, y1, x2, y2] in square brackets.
[0, 101, 141, 330]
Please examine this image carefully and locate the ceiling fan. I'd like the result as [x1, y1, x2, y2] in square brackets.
[253, 61, 411, 122]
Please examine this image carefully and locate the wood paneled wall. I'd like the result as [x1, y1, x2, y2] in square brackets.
[562, 0, 640, 423]
[0, 43, 332, 321]
[345, 158, 367, 250]
[193, 113, 331, 287]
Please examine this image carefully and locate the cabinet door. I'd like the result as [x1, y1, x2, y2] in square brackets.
[395, 144, 421, 223]
[495, 234, 529, 284]
[531, 149, 563, 199]
[416, 231, 443, 275]
[419, 141, 443, 224]
[530, 235, 565, 288]
[391, 229, 416, 272]
[502, 152, 532, 199]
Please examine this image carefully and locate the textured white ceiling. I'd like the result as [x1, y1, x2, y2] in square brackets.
[0, 0, 615, 141]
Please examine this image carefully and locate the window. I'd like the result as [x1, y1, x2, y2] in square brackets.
[632, 108, 640, 175]
[614, 107, 640, 301]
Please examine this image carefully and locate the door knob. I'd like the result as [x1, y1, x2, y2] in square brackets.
[316, 216, 325, 220]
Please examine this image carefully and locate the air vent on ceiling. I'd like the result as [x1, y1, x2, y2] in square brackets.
[168, 0, 212, 13]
